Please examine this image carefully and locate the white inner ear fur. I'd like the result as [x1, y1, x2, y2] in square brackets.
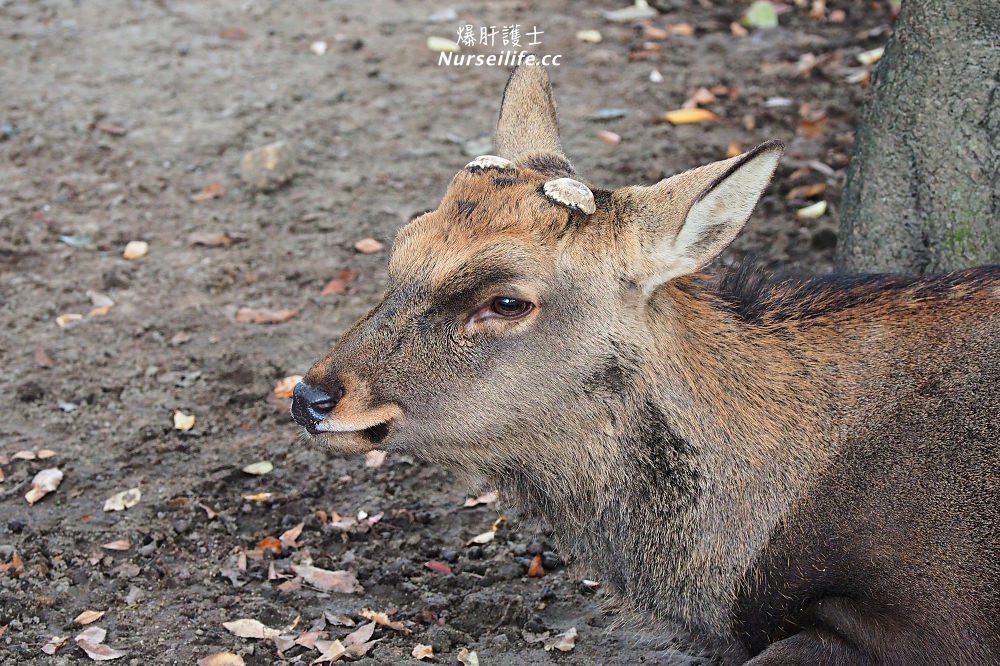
[645, 148, 781, 295]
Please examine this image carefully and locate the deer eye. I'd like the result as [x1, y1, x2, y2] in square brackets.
[491, 296, 532, 318]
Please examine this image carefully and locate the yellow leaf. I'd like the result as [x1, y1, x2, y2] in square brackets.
[173, 410, 196, 431]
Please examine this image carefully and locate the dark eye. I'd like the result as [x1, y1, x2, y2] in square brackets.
[491, 296, 532, 318]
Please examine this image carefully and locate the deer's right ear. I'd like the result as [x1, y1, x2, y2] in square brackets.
[495, 66, 574, 176]
[614, 141, 784, 294]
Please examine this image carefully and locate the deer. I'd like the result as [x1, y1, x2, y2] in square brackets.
[290, 66, 1000, 665]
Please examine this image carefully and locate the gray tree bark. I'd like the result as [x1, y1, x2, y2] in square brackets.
[836, 0, 1000, 275]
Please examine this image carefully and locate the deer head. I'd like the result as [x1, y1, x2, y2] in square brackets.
[292, 66, 783, 479]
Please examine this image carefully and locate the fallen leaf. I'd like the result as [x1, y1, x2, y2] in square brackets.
[26, 467, 63, 504]
[829, 8, 846, 22]
[236, 307, 299, 324]
[12, 450, 36, 461]
[857, 46, 884, 66]
[242, 492, 273, 502]
[667, 22, 695, 35]
[0, 465, 4, 482]
[798, 116, 827, 139]
[312, 639, 347, 663]
[223, 618, 281, 640]
[468, 528, 497, 545]
[88, 290, 114, 309]
[242, 461, 273, 476]
[457, 648, 479, 666]
[122, 241, 148, 260]
[56, 313, 84, 328]
[785, 183, 826, 200]
[198, 653, 246, 666]
[95, 122, 126, 137]
[596, 130, 620, 145]
[76, 626, 107, 644]
[528, 553, 545, 577]
[292, 565, 363, 594]
[344, 621, 376, 646]
[101, 540, 130, 551]
[576, 29, 602, 43]
[273, 375, 303, 399]
[743, 1, 778, 28]
[279, 522, 305, 549]
[0, 550, 25, 576]
[663, 108, 719, 125]
[730, 21, 749, 37]
[796, 200, 828, 220]
[427, 36, 459, 53]
[360, 608, 410, 633]
[424, 560, 453, 576]
[353, 238, 384, 254]
[294, 631, 326, 650]
[75, 610, 106, 625]
[220, 27, 249, 41]
[325, 612, 356, 627]
[543, 626, 577, 652]
[320, 270, 358, 296]
[188, 231, 232, 247]
[726, 143, 744, 158]
[462, 491, 498, 507]
[37, 449, 56, 459]
[191, 182, 225, 203]
[103, 488, 141, 512]
[173, 410, 196, 431]
[35, 347, 55, 368]
[642, 24, 667, 40]
[364, 450, 386, 468]
[78, 638, 127, 661]
[89, 305, 113, 317]
[42, 636, 69, 655]
[310, 40, 328, 55]
[412, 644, 434, 660]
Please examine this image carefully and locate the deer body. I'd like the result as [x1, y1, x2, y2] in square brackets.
[292, 67, 1000, 664]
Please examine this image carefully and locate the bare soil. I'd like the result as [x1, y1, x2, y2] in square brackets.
[0, 1, 891, 663]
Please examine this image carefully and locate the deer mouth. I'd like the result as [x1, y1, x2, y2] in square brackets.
[309, 404, 402, 454]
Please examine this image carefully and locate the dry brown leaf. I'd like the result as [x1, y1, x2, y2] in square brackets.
[829, 8, 846, 22]
[279, 522, 304, 549]
[291, 565, 362, 594]
[188, 231, 233, 247]
[667, 22, 695, 35]
[544, 626, 577, 652]
[12, 450, 36, 461]
[359, 608, 410, 633]
[468, 530, 495, 545]
[528, 553, 545, 577]
[730, 21, 749, 37]
[198, 653, 246, 666]
[320, 270, 358, 296]
[191, 182, 225, 203]
[596, 130, 621, 145]
[37, 449, 56, 459]
[785, 183, 826, 200]
[686, 87, 717, 108]
[663, 108, 719, 125]
[101, 539, 130, 551]
[0, 465, 4, 483]
[26, 467, 63, 504]
[76, 626, 107, 644]
[424, 560, 453, 576]
[35, 347, 55, 368]
[78, 638, 127, 661]
[726, 143, 744, 158]
[42, 635, 69, 655]
[353, 238, 384, 254]
[75, 610, 106, 625]
[235, 307, 299, 325]
[797, 116, 827, 139]
[344, 621, 376, 646]
[0, 550, 25, 576]
[56, 313, 84, 328]
[256, 536, 282, 555]
[223, 618, 281, 640]
[311, 639, 346, 663]
[412, 644, 434, 660]
[364, 450, 386, 468]
[457, 648, 479, 666]
[242, 492, 273, 502]
[273, 375, 302, 399]
[294, 631, 327, 650]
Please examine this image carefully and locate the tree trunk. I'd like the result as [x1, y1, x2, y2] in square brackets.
[836, 0, 1000, 275]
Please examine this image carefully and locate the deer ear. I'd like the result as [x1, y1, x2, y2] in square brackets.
[615, 141, 784, 293]
[495, 66, 574, 176]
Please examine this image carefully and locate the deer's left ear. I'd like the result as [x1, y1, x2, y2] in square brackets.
[614, 141, 784, 293]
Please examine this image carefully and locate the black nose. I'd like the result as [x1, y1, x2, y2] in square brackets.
[291, 381, 343, 430]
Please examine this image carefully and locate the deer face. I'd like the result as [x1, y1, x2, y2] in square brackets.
[292, 67, 782, 470]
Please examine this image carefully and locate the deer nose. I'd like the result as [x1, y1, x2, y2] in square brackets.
[291, 381, 343, 429]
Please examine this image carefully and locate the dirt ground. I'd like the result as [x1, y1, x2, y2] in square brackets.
[0, 1, 893, 663]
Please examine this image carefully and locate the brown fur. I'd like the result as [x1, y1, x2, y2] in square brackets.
[296, 67, 1000, 665]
